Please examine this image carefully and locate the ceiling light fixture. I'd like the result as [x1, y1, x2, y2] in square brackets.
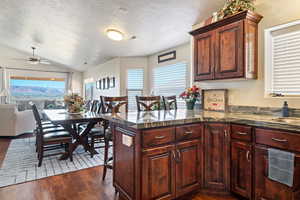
[106, 29, 124, 41]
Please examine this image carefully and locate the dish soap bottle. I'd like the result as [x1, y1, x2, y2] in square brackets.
[282, 101, 289, 117]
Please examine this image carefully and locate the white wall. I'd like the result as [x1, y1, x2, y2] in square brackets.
[120, 57, 149, 96]
[83, 58, 121, 99]
[83, 56, 148, 99]
[148, 43, 191, 94]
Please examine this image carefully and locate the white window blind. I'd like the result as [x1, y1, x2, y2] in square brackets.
[265, 20, 300, 96]
[127, 69, 144, 111]
[153, 62, 187, 108]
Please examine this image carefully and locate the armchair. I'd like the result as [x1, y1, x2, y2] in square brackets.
[0, 104, 36, 137]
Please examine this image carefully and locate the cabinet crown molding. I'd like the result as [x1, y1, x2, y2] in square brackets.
[190, 10, 263, 36]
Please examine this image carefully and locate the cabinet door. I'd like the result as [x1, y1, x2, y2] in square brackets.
[215, 20, 244, 79]
[203, 123, 230, 193]
[175, 140, 202, 197]
[142, 145, 176, 200]
[255, 145, 300, 200]
[194, 31, 214, 81]
[231, 141, 252, 199]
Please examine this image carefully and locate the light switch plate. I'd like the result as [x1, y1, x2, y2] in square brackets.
[122, 134, 133, 147]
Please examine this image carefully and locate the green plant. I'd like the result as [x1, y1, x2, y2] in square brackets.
[218, 0, 255, 19]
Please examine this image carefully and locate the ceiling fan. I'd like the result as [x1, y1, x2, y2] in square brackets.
[12, 47, 51, 65]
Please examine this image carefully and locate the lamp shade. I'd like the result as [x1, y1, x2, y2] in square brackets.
[0, 88, 9, 97]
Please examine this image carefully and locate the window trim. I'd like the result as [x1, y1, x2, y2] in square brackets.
[126, 68, 144, 111]
[265, 19, 300, 98]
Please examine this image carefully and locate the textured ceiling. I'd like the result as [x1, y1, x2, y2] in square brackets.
[0, 0, 224, 71]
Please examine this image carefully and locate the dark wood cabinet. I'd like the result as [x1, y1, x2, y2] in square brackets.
[141, 125, 203, 200]
[142, 145, 176, 200]
[203, 123, 230, 193]
[190, 10, 262, 81]
[175, 140, 202, 197]
[254, 145, 300, 200]
[231, 141, 252, 199]
[214, 21, 244, 79]
[194, 31, 214, 81]
[113, 121, 300, 200]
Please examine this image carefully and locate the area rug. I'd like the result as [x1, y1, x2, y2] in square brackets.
[0, 137, 109, 188]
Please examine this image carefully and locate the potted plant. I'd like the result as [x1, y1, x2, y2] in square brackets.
[64, 93, 84, 113]
[218, 0, 255, 20]
[180, 86, 201, 110]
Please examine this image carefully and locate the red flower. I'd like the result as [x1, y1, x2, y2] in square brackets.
[180, 91, 187, 98]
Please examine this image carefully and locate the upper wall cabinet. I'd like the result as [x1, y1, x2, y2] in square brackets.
[190, 11, 263, 81]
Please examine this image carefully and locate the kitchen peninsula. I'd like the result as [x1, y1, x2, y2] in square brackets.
[102, 109, 300, 200]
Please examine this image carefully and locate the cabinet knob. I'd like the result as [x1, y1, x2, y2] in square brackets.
[184, 131, 193, 135]
[172, 150, 176, 160]
[176, 149, 181, 162]
[237, 132, 248, 135]
[246, 151, 251, 162]
[271, 137, 288, 143]
[155, 135, 166, 139]
[224, 130, 228, 137]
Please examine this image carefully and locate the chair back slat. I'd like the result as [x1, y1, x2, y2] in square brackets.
[162, 96, 178, 110]
[136, 96, 161, 111]
[90, 100, 99, 112]
[30, 103, 43, 130]
[101, 96, 128, 114]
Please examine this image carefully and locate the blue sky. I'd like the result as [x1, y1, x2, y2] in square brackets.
[11, 79, 65, 89]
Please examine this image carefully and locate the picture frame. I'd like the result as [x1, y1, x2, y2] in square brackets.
[202, 89, 228, 112]
[110, 77, 115, 88]
[158, 50, 176, 63]
[106, 77, 110, 89]
[102, 78, 106, 90]
[96, 80, 100, 89]
[99, 79, 102, 89]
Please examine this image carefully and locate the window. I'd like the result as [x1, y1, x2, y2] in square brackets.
[153, 62, 187, 107]
[127, 69, 144, 111]
[10, 76, 66, 109]
[265, 20, 300, 97]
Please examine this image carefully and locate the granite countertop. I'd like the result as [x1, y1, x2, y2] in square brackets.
[101, 109, 300, 132]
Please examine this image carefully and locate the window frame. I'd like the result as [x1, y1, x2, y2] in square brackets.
[265, 19, 300, 98]
[152, 61, 188, 108]
[126, 68, 145, 111]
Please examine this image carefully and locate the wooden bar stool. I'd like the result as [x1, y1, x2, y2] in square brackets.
[101, 96, 128, 180]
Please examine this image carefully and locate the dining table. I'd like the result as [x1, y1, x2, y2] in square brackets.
[44, 109, 108, 160]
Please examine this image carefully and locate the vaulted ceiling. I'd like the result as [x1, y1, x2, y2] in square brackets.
[0, 0, 224, 71]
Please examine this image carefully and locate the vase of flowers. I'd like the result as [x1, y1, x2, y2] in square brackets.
[64, 93, 84, 113]
[180, 86, 201, 110]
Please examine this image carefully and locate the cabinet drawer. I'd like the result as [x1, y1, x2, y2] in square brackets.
[231, 124, 252, 142]
[143, 127, 175, 148]
[255, 128, 300, 152]
[176, 124, 202, 141]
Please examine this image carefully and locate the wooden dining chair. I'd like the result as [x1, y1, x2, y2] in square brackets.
[90, 100, 99, 112]
[162, 95, 178, 110]
[84, 100, 91, 111]
[31, 104, 73, 167]
[102, 96, 128, 114]
[101, 96, 128, 180]
[88, 98, 107, 157]
[136, 96, 161, 111]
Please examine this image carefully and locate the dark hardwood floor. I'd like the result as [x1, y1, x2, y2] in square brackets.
[0, 137, 238, 200]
